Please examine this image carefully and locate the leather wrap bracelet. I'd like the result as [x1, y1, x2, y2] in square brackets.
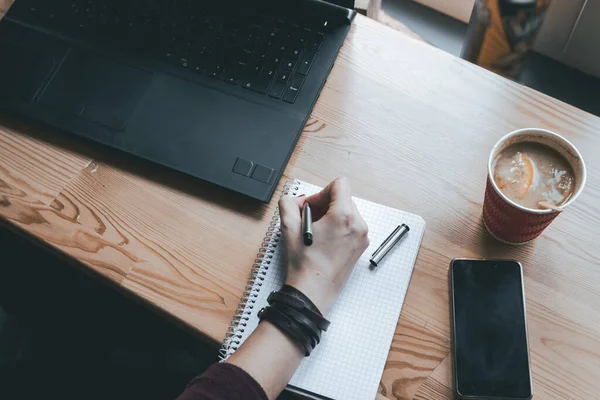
[258, 285, 330, 356]
[258, 306, 313, 356]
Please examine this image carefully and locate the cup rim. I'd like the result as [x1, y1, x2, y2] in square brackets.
[487, 128, 587, 215]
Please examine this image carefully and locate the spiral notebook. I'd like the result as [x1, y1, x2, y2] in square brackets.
[220, 180, 426, 400]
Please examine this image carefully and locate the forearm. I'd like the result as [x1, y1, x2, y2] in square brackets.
[211, 178, 365, 399]
[227, 272, 338, 400]
[226, 321, 305, 399]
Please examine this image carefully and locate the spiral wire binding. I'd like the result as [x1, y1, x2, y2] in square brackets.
[218, 180, 300, 360]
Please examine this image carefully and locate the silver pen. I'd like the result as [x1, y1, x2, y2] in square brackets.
[369, 224, 410, 268]
[302, 203, 313, 246]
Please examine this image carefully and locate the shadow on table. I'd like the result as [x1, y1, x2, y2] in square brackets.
[473, 216, 543, 264]
[0, 115, 270, 221]
[0, 227, 296, 400]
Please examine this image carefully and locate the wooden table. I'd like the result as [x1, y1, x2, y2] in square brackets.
[2, 3, 600, 399]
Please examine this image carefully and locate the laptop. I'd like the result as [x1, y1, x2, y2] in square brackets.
[0, 0, 355, 202]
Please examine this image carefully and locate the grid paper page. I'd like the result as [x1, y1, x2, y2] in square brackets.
[225, 180, 426, 400]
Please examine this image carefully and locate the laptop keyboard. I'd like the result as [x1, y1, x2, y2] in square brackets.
[9, 0, 328, 104]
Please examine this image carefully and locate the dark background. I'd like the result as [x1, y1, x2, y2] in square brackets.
[0, 226, 214, 400]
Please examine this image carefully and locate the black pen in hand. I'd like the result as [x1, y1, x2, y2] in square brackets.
[302, 202, 313, 246]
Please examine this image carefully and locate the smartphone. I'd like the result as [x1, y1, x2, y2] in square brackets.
[450, 259, 532, 400]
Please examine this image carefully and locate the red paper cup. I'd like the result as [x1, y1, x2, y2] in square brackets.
[483, 128, 587, 244]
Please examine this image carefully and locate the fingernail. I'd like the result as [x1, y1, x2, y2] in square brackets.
[298, 194, 306, 198]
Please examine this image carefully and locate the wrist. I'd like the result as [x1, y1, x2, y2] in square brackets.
[285, 272, 339, 316]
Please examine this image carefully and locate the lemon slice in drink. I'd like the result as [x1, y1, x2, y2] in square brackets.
[494, 151, 535, 199]
[515, 152, 534, 198]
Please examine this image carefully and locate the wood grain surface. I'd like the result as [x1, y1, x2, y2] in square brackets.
[2, 3, 600, 399]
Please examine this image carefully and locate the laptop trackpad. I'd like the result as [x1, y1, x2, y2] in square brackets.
[38, 50, 152, 130]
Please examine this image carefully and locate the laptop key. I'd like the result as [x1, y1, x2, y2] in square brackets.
[223, 70, 240, 85]
[282, 87, 298, 103]
[296, 51, 316, 76]
[307, 32, 325, 51]
[246, 61, 263, 76]
[192, 55, 210, 74]
[243, 39, 256, 53]
[236, 52, 252, 68]
[261, 63, 278, 79]
[275, 71, 290, 83]
[179, 57, 190, 68]
[256, 50, 268, 61]
[242, 77, 272, 94]
[192, 64, 206, 74]
[276, 44, 287, 55]
[285, 47, 302, 59]
[207, 64, 224, 79]
[283, 76, 304, 103]
[289, 76, 304, 90]
[282, 58, 296, 72]
[290, 29, 308, 46]
[269, 83, 286, 99]
[164, 51, 176, 64]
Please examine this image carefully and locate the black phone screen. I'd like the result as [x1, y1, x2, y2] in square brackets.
[451, 259, 532, 399]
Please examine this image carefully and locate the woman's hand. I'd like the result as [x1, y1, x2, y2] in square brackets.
[226, 178, 369, 399]
[278, 177, 370, 316]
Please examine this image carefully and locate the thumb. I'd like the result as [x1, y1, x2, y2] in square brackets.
[278, 196, 305, 239]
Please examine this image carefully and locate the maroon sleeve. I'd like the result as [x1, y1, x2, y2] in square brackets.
[177, 363, 268, 400]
